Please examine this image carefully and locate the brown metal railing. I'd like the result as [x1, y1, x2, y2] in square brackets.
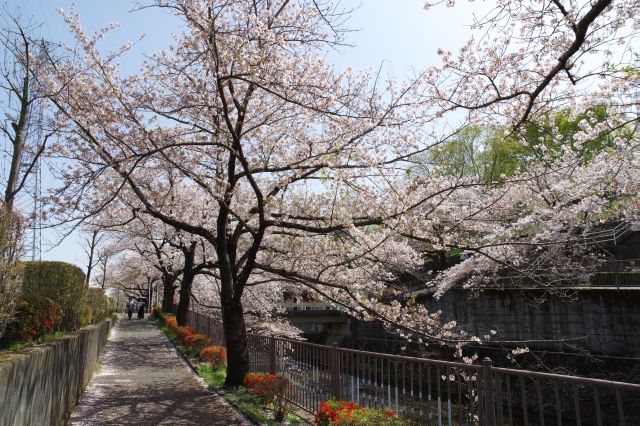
[174, 307, 640, 425]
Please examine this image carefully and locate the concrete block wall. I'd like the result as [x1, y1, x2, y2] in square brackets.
[421, 289, 640, 356]
[0, 318, 113, 426]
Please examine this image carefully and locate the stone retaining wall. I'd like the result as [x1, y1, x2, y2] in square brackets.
[0, 318, 113, 426]
[421, 288, 640, 356]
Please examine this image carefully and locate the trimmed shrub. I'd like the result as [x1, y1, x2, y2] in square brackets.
[315, 400, 404, 425]
[316, 400, 364, 425]
[21, 261, 86, 332]
[165, 316, 178, 332]
[243, 372, 269, 388]
[244, 373, 288, 404]
[200, 345, 227, 370]
[175, 325, 194, 343]
[331, 410, 404, 426]
[243, 372, 289, 421]
[87, 288, 110, 324]
[80, 305, 93, 327]
[0, 294, 62, 345]
[184, 333, 212, 354]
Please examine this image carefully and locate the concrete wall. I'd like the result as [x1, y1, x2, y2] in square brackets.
[420, 289, 640, 356]
[0, 318, 113, 426]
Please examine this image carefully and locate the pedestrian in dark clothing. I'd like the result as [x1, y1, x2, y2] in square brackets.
[127, 299, 136, 320]
[137, 299, 145, 319]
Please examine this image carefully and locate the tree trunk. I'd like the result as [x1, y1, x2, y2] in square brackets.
[223, 299, 249, 386]
[85, 230, 99, 286]
[148, 277, 154, 310]
[5, 77, 30, 210]
[162, 276, 177, 313]
[176, 241, 197, 325]
[176, 271, 194, 326]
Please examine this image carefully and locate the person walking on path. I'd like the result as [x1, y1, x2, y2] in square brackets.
[127, 299, 136, 320]
[137, 298, 146, 319]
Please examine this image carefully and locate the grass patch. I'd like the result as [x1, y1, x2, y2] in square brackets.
[1, 341, 32, 351]
[226, 392, 306, 426]
[198, 363, 227, 391]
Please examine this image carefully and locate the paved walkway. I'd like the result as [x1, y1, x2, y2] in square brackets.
[68, 316, 250, 425]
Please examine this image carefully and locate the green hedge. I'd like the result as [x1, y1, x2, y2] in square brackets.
[80, 305, 93, 327]
[22, 261, 87, 332]
[85, 287, 112, 326]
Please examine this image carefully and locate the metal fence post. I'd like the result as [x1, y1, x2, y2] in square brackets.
[483, 357, 496, 426]
[269, 336, 277, 374]
[330, 343, 342, 400]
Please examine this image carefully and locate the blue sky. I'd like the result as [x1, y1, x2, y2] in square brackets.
[22, 0, 484, 73]
[6, 0, 483, 270]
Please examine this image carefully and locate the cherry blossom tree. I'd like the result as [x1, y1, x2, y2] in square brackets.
[109, 252, 160, 302]
[90, 187, 219, 324]
[42, 0, 639, 383]
[406, 0, 639, 289]
[84, 206, 202, 322]
[45, 0, 433, 384]
[421, 0, 638, 131]
[134, 229, 214, 325]
[146, 235, 183, 313]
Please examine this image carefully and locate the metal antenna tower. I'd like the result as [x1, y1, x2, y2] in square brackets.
[30, 115, 42, 261]
[18, 56, 45, 262]
[2, 34, 45, 261]
[23, 96, 44, 261]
